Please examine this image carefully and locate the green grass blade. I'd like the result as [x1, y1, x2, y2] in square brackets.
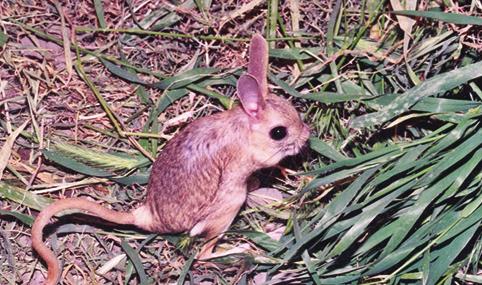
[325, 180, 414, 258]
[0, 182, 52, 212]
[100, 58, 146, 84]
[0, 210, 34, 226]
[93, 0, 107, 28]
[350, 61, 482, 129]
[121, 239, 149, 285]
[394, 10, 482, 25]
[150, 67, 219, 90]
[177, 253, 195, 284]
[309, 137, 346, 161]
[43, 143, 149, 174]
[302, 250, 322, 285]
[236, 231, 282, 252]
[0, 30, 8, 46]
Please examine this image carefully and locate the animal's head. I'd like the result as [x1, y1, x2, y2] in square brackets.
[236, 34, 310, 167]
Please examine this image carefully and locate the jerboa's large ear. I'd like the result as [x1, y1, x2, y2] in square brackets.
[247, 34, 269, 97]
[237, 74, 264, 118]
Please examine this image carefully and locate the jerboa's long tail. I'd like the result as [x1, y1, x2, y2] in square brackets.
[31, 198, 135, 285]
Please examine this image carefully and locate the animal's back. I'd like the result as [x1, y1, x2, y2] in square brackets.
[145, 107, 247, 233]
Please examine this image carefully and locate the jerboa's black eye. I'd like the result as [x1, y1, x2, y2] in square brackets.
[270, 126, 288, 141]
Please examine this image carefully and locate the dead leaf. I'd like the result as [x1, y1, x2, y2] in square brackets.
[390, 0, 417, 56]
[8, 160, 58, 184]
[212, 243, 251, 257]
[253, 272, 267, 285]
[384, 113, 431, 129]
[220, 0, 265, 25]
[0, 120, 29, 180]
[19, 35, 68, 69]
[52, 1, 73, 80]
[265, 223, 286, 241]
[96, 254, 126, 275]
[247, 187, 284, 208]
